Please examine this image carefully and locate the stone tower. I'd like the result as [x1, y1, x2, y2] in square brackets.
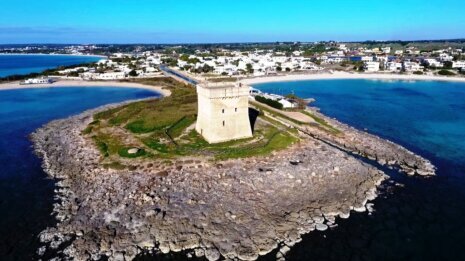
[195, 82, 253, 143]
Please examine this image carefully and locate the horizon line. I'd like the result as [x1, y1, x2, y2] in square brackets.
[1, 38, 465, 46]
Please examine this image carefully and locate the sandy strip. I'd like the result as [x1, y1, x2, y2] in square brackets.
[0, 79, 171, 96]
[241, 71, 465, 85]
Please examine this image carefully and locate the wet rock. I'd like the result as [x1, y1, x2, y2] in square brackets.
[205, 248, 221, 261]
[315, 223, 329, 231]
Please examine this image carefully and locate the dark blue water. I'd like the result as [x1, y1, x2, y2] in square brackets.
[0, 55, 102, 77]
[255, 79, 465, 260]
[0, 87, 160, 261]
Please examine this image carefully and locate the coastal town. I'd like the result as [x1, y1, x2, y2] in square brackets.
[2, 41, 465, 83]
[2, 41, 464, 110]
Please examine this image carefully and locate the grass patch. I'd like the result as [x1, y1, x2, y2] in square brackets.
[167, 115, 196, 139]
[301, 111, 341, 134]
[438, 69, 456, 76]
[251, 101, 303, 125]
[141, 137, 170, 153]
[84, 77, 298, 161]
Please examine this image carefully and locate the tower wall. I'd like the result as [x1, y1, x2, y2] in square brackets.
[195, 83, 253, 143]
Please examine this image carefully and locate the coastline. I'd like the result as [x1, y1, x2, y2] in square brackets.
[0, 79, 171, 96]
[0, 53, 106, 58]
[31, 103, 387, 260]
[28, 83, 434, 260]
[240, 71, 465, 85]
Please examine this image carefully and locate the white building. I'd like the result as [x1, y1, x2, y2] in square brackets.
[423, 59, 443, 68]
[381, 47, 391, 54]
[361, 56, 373, 62]
[439, 53, 453, 62]
[82, 72, 126, 80]
[386, 62, 403, 72]
[22, 77, 53, 85]
[195, 82, 252, 143]
[364, 61, 380, 72]
[278, 99, 297, 109]
[326, 57, 347, 64]
[403, 61, 423, 72]
[452, 61, 465, 69]
[99, 72, 126, 80]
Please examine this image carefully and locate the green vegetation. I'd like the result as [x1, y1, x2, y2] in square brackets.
[443, 61, 453, 69]
[255, 96, 284, 110]
[413, 71, 424, 75]
[251, 101, 303, 126]
[85, 77, 298, 164]
[179, 54, 201, 64]
[438, 69, 456, 76]
[128, 70, 138, 77]
[246, 63, 254, 74]
[301, 111, 341, 134]
[250, 100, 341, 135]
[191, 64, 214, 74]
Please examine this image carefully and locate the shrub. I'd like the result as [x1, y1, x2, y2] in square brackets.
[255, 96, 283, 110]
[438, 70, 456, 76]
[413, 71, 423, 75]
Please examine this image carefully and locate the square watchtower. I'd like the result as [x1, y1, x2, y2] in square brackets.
[195, 82, 253, 143]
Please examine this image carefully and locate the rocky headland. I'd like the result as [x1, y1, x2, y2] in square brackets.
[31, 99, 435, 260]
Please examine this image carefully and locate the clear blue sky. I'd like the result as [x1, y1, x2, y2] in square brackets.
[0, 0, 464, 44]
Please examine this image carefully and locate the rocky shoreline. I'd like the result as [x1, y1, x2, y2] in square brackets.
[301, 108, 436, 177]
[30, 99, 433, 261]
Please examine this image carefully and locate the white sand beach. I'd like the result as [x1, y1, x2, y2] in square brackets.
[241, 71, 465, 85]
[0, 79, 171, 96]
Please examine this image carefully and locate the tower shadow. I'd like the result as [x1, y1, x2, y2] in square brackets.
[248, 108, 259, 133]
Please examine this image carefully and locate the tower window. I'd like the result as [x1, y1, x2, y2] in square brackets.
[235, 108, 237, 112]
[222, 109, 225, 113]
[223, 121, 225, 126]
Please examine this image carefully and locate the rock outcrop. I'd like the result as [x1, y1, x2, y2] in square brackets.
[30, 101, 434, 260]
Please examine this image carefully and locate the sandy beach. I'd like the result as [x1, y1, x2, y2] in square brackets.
[0, 79, 171, 96]
[241, 71, 465, 85]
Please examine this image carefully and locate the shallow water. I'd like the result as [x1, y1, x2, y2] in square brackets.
[254, 79, 465, 260]
[0, 55, 101, 77]
[0, 87, 159, 260]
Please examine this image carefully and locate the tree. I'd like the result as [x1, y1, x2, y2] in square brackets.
[285, 94, 307, 110]
[285, 67, 291, 72]
[179, 54, 190, 61]
[201, 64, 214, 73]
[276, 66, 282, 72]
[246, 63, 254, 74]
[129, 70, 138, 77]
[438, 69, 455, 76]
[443, 61, 453, 69]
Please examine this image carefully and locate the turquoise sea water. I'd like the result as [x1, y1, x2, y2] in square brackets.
[0, 54, 102, 77]
[0, 87, 160, 260]
[254, 79, 465, 260]
[1, 78, 465, 260]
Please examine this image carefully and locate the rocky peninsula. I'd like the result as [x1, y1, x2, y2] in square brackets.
[30, 81, 435, 261]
